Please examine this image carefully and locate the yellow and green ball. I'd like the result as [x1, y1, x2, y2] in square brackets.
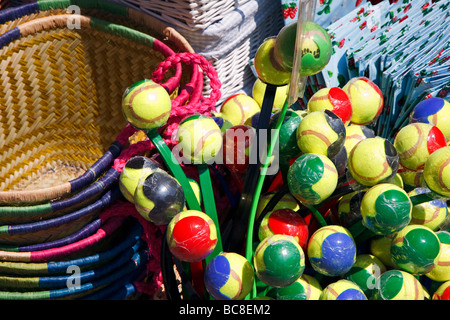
[423, 146, 450, 198]
[393, 123, 447, 171]
[408, 187, 448, 231]
[360, 183, 412, 235]
[287, 153, 338, 205]
[122, 79, 172, 130]
[254, 234, 305, 287]
[343, 124, 376, 158]
[254, 37, 292, 86]
[204, 252, 254, 300]
[220, 94, 261, 126]
[373, 269, 425, 300]
[176, 114, 223, 164]
[266, 274, 322, 300]
[307, 225, 356, 276]
[348, 137, 399, 187]
[426, 231, 450, 282]
[391, 225, 441, 275]
[296, 109, 346, 158]
[320, 279, 367, 300]
[409, 97, 450, 140]
[119, 156, 161, 203]
[342, 77, 383, 125]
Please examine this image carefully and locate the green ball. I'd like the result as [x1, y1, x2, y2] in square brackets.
[391, 225, 441, 275]
[373, 270, 425, 300]
[254, 234, 305, 287]
[360, 183, 412, 235]
[266, 274, 322, 300]
[287, 153, 338, 205]
[269, 110, 303, 159]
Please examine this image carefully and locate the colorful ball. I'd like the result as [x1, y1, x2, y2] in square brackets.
[342, 77, 383, 125]
[370, 235, 396, 268]
[220, 94, 261, 126]
[222, 125, 256, 174]
[296, 109, 346, 158]
[348, 137, 399, 187]
[254, 234, 305, 287]
[426, 231, 450, 282]
[243, 111, 261, 128]
[119, 156, 161, 203]
[409, 97, 450, 140]
[134, 171, 185, 225]
[344, 124, 376, 158]
[408, 187, 448, 230]
[175, 114, 223, 164]
[360, 183, 412, 235]
[432, 280, 450, 300]
[212, 115, 234, 134]
[391, 225, 441, 274]
[374, 270, 425, 300]
[287, 153, 338, 205]
[267, 274, 322, 300]
[307, 87, 353, 125]
[423, 146, 450, 198]
[345, 254, 387, 299]
[307, 225, 356, 277]
[252, 78, 289, 112]
[204, 252, 254, 300]
[393, 123, 446, 171]
[320, 279, 367, 300]
[254, 37, 291, 86]
[122, 79, 172, 130]
[337, 190, 366, 228]
[269, 110, 303, 159]
[256, 192, 300, 220]
[258, 208, 309, 248]
[274, 21, 332, 76]
[166, 210, 217, 262]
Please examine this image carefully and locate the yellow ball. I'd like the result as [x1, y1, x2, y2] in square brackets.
[343, 77, 383, 125]
[320, 279, 367, 300]
[426, 231, 450, 282]
[408, 188, 448, 231]
[252, 78, 289, 112]
[296, 109, 346, 158]
[122, 79, 172, 130]
[348, 137, 399, 187]
[398, 165, 424, 189]
[370, 235, 396, 268]
[423, 146, 450, 198]
[432, 280, 450, 300]
[344, 124, 376, 158]
[394, 123, 447, 171]
[307, 87, 353, 125]
[175, 115, 223, 164]
[220, 94, 261, 126]
[374, 270, 425, 300]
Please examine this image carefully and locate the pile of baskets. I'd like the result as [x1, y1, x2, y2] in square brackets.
[0, 0, 216, 300]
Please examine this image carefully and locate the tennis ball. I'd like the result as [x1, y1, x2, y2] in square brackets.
[287, 153, 338, 205]
[410, 97, 450, 140]
[345, 254, 387, 299]
[296, 109, 346, 158]
[320, 279, 367, 300]
[342, 77, 383, 125]
[258, 208, 309, 248]
[337, 190, 366, 228]
[274, 21, 332, 76]
[220, 94, 261, 126]
[423, 146, 450, 198]
[256, 192, 300, 220]
[204, 252, 255, 300]
[254, 37, 291, 86]
[426, 231, 450, 282]
[122, 79, 171, 130]
[374, 270, 425, 300]
[166, 210, 217, 262]
[266, 274, 322, 300]
[254, 234, 305, 287]
[393, 123, 446, 171]
[408, 187, 448, 231]
[176, 114, 223, 164]
[391, 225, 441, 275]
[398, 165, 424, 189]
[119, 156, 161, 202]
[307, 87, 353, 125]
[307, 225, 356, 277]
[343, 124, 376, 158]
[432, 280, 450, 300]
[134, 171, 185, 225]
[252, 78, 289, 111]
[360, 183, 412, 235]
[269, 110, 303, 159]
[370, 235, 396, 268]
[348, 137, 399, 187]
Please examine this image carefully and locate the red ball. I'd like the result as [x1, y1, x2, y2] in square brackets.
[222, 125, 256, 173]
[259, 208, 309, 248]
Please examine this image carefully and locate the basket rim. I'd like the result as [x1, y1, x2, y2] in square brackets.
[0, 1, 196, 204]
